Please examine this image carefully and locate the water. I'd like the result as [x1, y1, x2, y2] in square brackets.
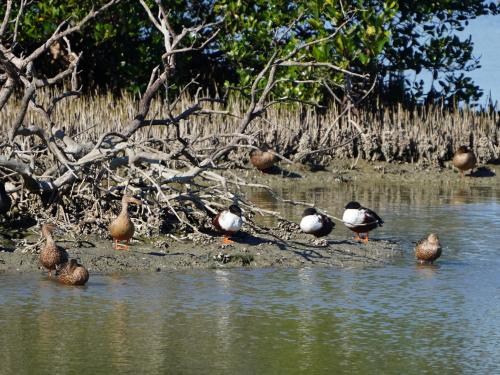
[1, 180, 500, 374]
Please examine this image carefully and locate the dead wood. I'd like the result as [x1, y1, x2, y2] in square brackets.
[0, 3, 369, 241]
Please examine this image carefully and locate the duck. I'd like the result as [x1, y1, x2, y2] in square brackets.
[109, 195, 142, 250]
[342, 201, 383, 243]
[0, 181, 12, 216]
[212, 204, 243, 244]
[299, 208, 335, 237]
[452, 145, 476, 177]
[56, 259, 89, 285]
[39, 223, 68, 277]
[415, 233, 442, 264]
[250, 147, 278, 172]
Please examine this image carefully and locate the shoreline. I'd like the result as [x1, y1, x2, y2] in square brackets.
[0, 234, 402, 275]
[1, 160, 498, 274]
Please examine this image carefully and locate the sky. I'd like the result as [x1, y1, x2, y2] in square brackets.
[462, 15, 500, 104]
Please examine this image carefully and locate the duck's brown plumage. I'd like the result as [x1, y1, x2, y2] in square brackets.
[250, 148, 278, 171]
[57, 259, 89, 286]
[109, 195, 142, 249]
[415, 233, 442, 263]
[452, 146, 476, 176]
[39, 223, 68, 276]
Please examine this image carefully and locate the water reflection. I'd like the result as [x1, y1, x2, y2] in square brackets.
[1, 181, 500, 374]
[414, 263, 440, 279]
[250, 180, 500, 229]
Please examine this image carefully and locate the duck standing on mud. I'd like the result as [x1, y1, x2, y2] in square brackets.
[250, 147, 278, 172]
[0, 181, 12, 216]
[415, 233, 442, 264]
[300, 208, 335, 237]
[342, 201, 384, 243]
[40, 223, 68, 277]
[212, 204, 243, 244]
[109, 195, 142, 250]
[57, 259, 89, 286]
[452, 146, 476, 177]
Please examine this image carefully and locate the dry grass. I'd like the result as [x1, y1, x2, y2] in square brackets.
[1, 90, 498, 164]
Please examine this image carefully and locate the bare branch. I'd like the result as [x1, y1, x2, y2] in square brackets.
[24, 0, 119, 65]
[277, 61, 367, 79]
[13, 0, 28, 44]
[0, 0, 13, 37]
[9, 82, 35, 142]
[279, 16, 353, 62]
[0, 77, 15, 109]
[139, 0, 163, 33]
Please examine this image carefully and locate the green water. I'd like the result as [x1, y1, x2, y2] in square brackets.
[1, 180, 500, 374]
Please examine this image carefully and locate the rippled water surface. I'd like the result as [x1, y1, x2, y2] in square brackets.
[1, 181, 500, 374]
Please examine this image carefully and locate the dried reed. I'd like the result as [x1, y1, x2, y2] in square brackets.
[1, 90, 498, 164]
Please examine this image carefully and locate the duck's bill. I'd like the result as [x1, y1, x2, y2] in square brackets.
[129, 197, 143, 205]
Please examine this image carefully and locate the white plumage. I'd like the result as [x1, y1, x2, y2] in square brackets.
[300, 215, 323, 233]
[342, 208, 366, 227]
[218, 211, 243, 232]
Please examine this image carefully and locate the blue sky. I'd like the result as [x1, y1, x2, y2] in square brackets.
[462, 15, 500, 104]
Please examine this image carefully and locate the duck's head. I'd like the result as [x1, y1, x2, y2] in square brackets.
[456, 145, 470, 154]
[302, 207, 317, 217]
[249, 148, 261, 157]
[122, 195, 142, 206]
[41, 223, 57, 236]
[251, 143, 274, 154]
[228, 204, 242, 216]
[427, 233, 440, 243]
[345, 201, 361, 210]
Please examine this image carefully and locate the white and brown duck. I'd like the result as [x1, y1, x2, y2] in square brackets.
[452, 145, 476, 177]
[299, 208, 335, 237]
[212, 204, 243, 244]
[415, 233, 442, 264]
[342, 201, 384, 243]
[39, 223, 68, 277]
[109, 195, 142, 250]
[56, 259, 89, 286]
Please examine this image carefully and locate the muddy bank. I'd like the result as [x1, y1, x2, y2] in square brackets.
[240, 158, 500, 186]
[0, 229, 401, 274]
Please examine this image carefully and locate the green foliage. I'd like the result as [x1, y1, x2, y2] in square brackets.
[215, 0, 395, 102]
[1, 0, 497, 104]
[378, 0, 499, 105]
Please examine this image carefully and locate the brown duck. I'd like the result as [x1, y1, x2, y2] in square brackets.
[452, 146, 476, 177]
[415, 233, 442, 264]
[250, 147, 278, 172]
[109, 195, 142, 250]
[57, 259, 89, 286]
[40, 223, 68, 277]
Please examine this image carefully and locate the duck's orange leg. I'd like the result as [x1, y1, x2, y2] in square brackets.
[361, 233, 369, 243]
[353, 233, 362, 241]
[222, 236, 234, 244]
[113, 239, 129, 250]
